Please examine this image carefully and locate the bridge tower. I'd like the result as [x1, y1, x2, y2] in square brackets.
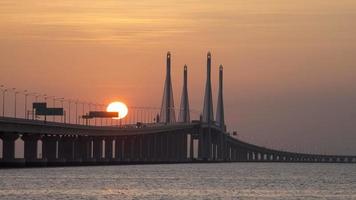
[159, 52, 176, 123]
[199, 52, 214, 161]
[202, 52, 214, 123]
[216, 65, 225, 130]
[178, 65, 190, 123]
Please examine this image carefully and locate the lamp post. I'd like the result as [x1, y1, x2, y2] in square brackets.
[43, 94, 47, 121]
[100, 104, 104, 126]
[1, 85, 7, 117]
[94, 103, 97, 126]
[24, 90, 28, 119]
[82, 101, 85, 125]
[75, 100, 78, 125]
[58, 97, 64, 123]
[13, 88, 19, 118]
[67, 99, 71, 124]
[52, 96, 56, 121]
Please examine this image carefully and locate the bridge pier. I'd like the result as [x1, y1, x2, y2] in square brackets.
[22, 134, 41, 164]
[198, 127, 212, 161]
[76, 136, 91, 163]
[189, 134, 194, 160]
[105, 137, 114, 161]
[92, 137, 103, 161]
[42, 135, 59, 164]
[181, 133, 188, 161]
[115, 137, 122, 161]
[58, 135, 75, 163]
[0, 132, 19, 162]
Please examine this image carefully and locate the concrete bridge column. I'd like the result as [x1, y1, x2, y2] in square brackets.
[73, 136, 82, 162]
[92, 137, 103, 161]
[164, 133, 170, 161]
[189, 134, 194, 160]
[22, 134, 41, 163]
[151, 134, 159, 161]
[58, 135, 75, 162]
[114, 137, 122, 161]
[198, 127, 212, 161]
[177, 132, 184, 162]
[232, 147, 237, 161]
[212, 141, 217, 161]
[168, 132, 176, 162]
[42, 135, 59, 162]
[159, 134, 166, 161]
[77, 136, 91, 162]
[123, 137, 130, 161]
[149, 134, 154, 161]
[134, 135, 140, 161]
[147, 134, 153, 161]
[141, 135, 147, 161]
[138, 135, 146, 161]
[105, 137, 113, 161]
[130, 136, 137, 161]
[242, 151, 248, 161]
[181, 133, 188, 161]
[0, 132, 19, 161]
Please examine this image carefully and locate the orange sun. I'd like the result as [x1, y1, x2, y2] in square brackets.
[106, 101, 128, 119]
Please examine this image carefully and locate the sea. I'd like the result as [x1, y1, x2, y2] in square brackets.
[0, 163, 355, 199]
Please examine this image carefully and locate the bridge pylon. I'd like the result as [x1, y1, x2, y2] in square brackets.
[178, 65, 190, 123]
[216, 65, 225, 131]
[202, 52, 214, 123]
[199, 52, 214, 161]
[159, 52, 176, 123]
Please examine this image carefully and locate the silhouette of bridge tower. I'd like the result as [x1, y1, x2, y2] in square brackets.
[159, 52, 176, 123]
[178, 65, 190, 123]
[202, 52, 214, 123]
[216, 65, 225, 130]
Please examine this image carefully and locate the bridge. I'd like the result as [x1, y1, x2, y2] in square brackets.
[1, 52, 355, 167]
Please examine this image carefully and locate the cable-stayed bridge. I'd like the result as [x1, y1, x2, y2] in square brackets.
[1, 52, 355, 167]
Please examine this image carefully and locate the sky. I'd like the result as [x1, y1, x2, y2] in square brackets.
[0, 0, 356, 155]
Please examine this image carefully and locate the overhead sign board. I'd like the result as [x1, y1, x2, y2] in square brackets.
[89, 111, 118, 118]
[33, 102, 64, 116]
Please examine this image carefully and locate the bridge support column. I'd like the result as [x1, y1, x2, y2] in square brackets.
[22, 134, 41, 163]
[198, 127, 212, 161]
[141, 135, 147, 161]
[42, 135, 59, 163]
[152, 135, 158, 162]
[0, 132, 19, 162]
[58, 135, 75, 162]
[105, 137, 113, 161]
[92, 137, 103, 161]
[115, 137, 122, 161]
[189, 134, 194, 160]
[138, 135, 143, 161]
[181, 133, 188, 161]
[123, 136, 130, 161]
[76, 136, 91, 163]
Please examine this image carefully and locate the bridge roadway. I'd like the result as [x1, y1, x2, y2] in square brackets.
[0, 117, 355, 167]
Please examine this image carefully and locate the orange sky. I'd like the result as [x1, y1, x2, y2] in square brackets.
[1, 0, 356, 154]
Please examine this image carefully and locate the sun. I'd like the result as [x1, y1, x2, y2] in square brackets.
[106, 101, 128, 119]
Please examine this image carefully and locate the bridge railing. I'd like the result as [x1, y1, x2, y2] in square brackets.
[0, 85, 203, 127]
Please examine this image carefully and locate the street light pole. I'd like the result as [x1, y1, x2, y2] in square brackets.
[82, 101, 85, 125]
[60, 98, 64, 123]
[52, 96, 56, 122]
[1, 85, 7, 117]
[75, 100, 78, 124]
[94, 103, 97, 126]
[13, 88, 19, 118]
[68, 99, 71, 124]
[24, 90, 28, 119]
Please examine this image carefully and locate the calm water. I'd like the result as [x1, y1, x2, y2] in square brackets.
[0, 163, 355, 199]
